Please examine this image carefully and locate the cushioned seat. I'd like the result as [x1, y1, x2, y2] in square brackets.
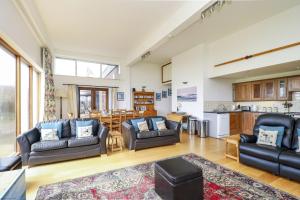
[158, 129, 176, 137]
[279, 151, 300, 169]
[31, 140, 67, 152]
[136, 131, 158, 139]
[239, 143, 284, 162]
[0, 156, 22, 172]
[68, 136, 99, 148]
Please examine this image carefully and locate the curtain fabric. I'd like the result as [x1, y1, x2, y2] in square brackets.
[111, 88, 117, 110]
[42, 47, 56, 121]
[67, 85, 78, 118]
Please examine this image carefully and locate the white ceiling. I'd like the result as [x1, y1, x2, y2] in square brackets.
[33, 0, 188, 60]
[144, 0, 300, 64]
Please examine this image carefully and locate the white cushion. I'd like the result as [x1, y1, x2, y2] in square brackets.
[137, 121, 149, 132]
[77, 125, 93, 138]
[156, 120, 167, 131]
[256, 128, 278, 147]
[41, 129, 59, 141]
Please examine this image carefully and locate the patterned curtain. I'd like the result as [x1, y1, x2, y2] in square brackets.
[42, 47, 56, 120]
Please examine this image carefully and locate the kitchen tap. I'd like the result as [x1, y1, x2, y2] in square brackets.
[283, 101, 293, 113]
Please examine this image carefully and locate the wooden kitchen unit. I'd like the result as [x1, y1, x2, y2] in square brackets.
[230, 112, 262, 135]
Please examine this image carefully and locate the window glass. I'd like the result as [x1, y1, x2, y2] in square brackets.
[101, 64, 119, 79]
[77, 61, 100, 78]
[32, 70, 39, 125]
[21, 62, 30, 133]
[55, 58, 76, 76]
[0, 46, 16, 156]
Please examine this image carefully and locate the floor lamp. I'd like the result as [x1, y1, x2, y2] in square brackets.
[55, 89, 67, 119]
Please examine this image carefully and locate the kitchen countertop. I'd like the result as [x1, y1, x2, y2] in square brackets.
[203, 111, 300, 114]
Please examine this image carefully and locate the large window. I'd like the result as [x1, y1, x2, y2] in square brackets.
[54, 58, 119, 79]
[0, 46, 16, 156]
[0, 39, 41, 156]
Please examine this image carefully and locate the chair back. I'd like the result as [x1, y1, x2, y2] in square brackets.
[253, 113, 295, 148]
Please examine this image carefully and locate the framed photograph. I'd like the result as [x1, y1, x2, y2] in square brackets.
[156, 93, 161, 101]
[117, 92, 125, 101]
[168, 88, 172, 96]
[162, 90, 167, 98]
[177, 86, 197, 102]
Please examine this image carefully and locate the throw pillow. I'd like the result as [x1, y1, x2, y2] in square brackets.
[41, 129, 59, 141]
[151, 117, 163, 130]
[257, 128, 278, 147]
[130, 118, 145, 132]
[296, 128, 300, 152]
[156, 120, 167, 131]
[259, 125, 285, 147]
[41, 122, 63, 138]
[76, 120, 93, 135]
[77, 125, 93, 138]
[137, 121, 149, 132]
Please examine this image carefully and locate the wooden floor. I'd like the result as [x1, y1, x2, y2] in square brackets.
[25, 133, 300, 199]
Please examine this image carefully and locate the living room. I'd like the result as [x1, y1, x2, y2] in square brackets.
[1, 0, 300, 199]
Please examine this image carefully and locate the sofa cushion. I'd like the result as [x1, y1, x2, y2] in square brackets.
[31, 140, 67, 152]
[68, 136, 99, 148]
[130, 118, 145, 132]
[259, 125, 285, 147]
[279, 151, 300, 169]
[70, 119, 99, 137]
[137, 131, 158, 139]
[151, 117, 163, 130]
[239, 143, 283, 162]
[41, 121, 63, 138]
[158, 129, 176, 137]
[36, 120, 71, 138]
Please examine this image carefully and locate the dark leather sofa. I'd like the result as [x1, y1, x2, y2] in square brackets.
[122, 116, 181, 150]
[17, 118, 108, 167]
[240, 113, 300, 182]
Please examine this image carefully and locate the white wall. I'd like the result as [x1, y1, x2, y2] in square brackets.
[130, 62, 172, 116]
[0, 0, 42, 67]
[207, 4, 300, 78]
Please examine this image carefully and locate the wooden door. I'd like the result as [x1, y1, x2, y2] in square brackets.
[251, 81, 263, 101]
[242, 112, 253, 135]
[263, 79, 276, 100]
[288, 76, 300, 92]
[230, 112, 242, 135]
[277, 78, 291, 100]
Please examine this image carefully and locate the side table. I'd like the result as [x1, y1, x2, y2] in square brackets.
[225, 134, 240, 162]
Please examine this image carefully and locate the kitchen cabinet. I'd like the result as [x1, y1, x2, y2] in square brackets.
[263, 79, 276, 100]
[251, 81, 263, 101]
[288, 76, 300, 92]
[230, 112, 242, 135]
[242, 112, 254, 135]
[276, 78, 291, 100]
[233, 83, 251, 102]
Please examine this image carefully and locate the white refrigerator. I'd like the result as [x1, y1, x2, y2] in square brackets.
[204, 113, 230, 138]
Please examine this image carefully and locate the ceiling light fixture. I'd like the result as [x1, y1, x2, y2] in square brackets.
[141, 51, 151, 60]
[200, 0, 230, 20]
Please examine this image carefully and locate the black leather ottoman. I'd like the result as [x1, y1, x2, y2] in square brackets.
[155, 157, 203, 200]
[0, 155, 22, 172]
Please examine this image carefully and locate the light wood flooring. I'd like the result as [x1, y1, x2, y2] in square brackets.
[25, 133, 300, 199]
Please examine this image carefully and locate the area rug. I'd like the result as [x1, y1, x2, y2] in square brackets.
[36, 154, 297, 200]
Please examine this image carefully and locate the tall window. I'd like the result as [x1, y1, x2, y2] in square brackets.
[54, 58, 119, 79]
[21, 62, 30, 133]
[32, 70, 39, 125]
[0, 46, 16, 156]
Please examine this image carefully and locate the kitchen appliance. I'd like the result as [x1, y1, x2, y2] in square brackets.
[241, 106, 251, 111]
[204, 113, 230, 138]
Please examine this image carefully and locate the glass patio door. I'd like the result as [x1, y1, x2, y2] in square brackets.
[79, 88, 108, 117]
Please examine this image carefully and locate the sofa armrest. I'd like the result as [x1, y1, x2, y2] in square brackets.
[122, 122, 136, 150]
[98, 123, 109, 154]
[240, 134, 257, 143]
[17, 128, 40, 165]
[166, 120, 181, 133]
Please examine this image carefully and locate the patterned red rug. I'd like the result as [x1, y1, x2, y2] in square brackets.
[36, 154, 298, 200]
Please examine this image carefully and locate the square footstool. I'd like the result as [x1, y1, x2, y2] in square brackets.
[154, 157, 203, 200]
[0, 155, 22, 172]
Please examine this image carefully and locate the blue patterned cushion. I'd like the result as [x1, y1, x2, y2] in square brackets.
[151, 117, 163, 130]
[259, 125, 284, 147]
[76, 120, 93, 135]
[296, 128, 300, 152]
[130, 118, 145, 132]
[41, 122, 63, 138]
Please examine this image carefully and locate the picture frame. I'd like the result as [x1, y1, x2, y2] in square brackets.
[162, 90, 167, 98]
[177, 86, 197, 102]
[156, 93, 161, 101]
[168, 88, 172, 96]
[117, 92, 125, 101]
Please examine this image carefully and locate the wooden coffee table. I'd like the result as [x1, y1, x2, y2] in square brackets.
[225, 134, 240, 162]
[108, 131, 124, 152]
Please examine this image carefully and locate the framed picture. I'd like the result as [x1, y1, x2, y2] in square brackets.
[168, 88, 172, 96]
[117, 92, 125, 101]
[156, 93, 161, 101]
[162, 90, 167, 98]
[177, 86, 197, 102]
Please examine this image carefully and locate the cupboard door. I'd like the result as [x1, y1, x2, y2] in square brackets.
[251, 81, 263, 101]
[277, 78, 291, 100]
[230, 112, 242, 135]
[263, 79, 276, 100]
[288, 76, 300, 92]
[242, 112, 253, 135]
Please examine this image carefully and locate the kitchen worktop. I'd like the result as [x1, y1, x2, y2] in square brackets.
[203, 110, 300, 115]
